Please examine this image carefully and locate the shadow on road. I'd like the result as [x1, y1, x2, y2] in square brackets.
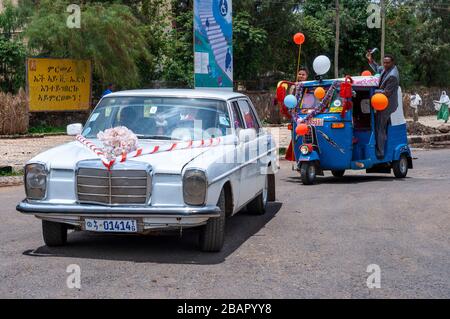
[23, 202, 282, 265]
[285, 174, 410, 185]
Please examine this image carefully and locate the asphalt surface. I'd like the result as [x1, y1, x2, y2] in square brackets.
[0, 148, 449, 298]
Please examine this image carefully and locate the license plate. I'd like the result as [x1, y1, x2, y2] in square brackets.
[84, 219, 138, 233]
[308, 118, 324, 126]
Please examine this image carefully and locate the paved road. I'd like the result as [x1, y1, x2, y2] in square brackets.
[1, 149, 449, 298]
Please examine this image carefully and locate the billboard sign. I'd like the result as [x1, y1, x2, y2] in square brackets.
[27, 57, 92, 112]
[194, 0, 233, 89]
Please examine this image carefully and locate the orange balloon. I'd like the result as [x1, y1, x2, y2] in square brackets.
[371, 93, 389, 111]
[314, 87, 326, 100]
[296, 124, 309, 136]
[361, 70, 372, 76]
[293, 32, 305, 45]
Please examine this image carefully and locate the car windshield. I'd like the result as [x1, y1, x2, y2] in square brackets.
[82, 96, 231, 140]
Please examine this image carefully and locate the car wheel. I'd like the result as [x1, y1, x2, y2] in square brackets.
[393, 154, 408, 178]
[331, 170, 345, 177]
[199, 189, 226, 252]
[42, 220, 67, 246]
[300, 162, 316, 185]
[247, 175, 268, 215]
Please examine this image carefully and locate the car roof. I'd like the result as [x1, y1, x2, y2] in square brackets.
[106, 89, 247, 101]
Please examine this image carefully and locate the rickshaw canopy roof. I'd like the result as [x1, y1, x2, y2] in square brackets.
[301, 76, 380, 88]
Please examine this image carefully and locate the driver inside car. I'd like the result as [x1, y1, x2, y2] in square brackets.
[119, 106, 139, 129]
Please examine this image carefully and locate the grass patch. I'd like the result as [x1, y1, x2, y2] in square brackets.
[28, 125, 66, 134]
[0, 170, 23, 177]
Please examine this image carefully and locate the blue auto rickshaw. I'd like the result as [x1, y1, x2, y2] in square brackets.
[281, 75, 413, 185]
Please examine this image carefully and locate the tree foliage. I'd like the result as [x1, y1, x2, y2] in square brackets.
[24, 0, 152, 89]
[0, 0, 449, 94]
[236, 0, 449, 87]
[0, 0, 27, 92]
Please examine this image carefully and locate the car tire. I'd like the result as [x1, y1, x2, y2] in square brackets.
[267, 173, 276, 202]
[199, 189, 226, 252]
[247, 175, 268, 215]
[331, 170, 345, 177]
[300, 162, 316, 185]
[393, 154, 408, 178]
[42, 220, 67, 247]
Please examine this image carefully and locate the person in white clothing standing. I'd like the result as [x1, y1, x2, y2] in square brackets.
[410, 92, 422, 122]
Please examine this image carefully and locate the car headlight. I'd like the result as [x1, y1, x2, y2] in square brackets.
[25, 163, 47, 200]
[183, 169, 207, 206]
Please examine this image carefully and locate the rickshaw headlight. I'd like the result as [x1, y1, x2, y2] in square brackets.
[300, 145, 311, 155]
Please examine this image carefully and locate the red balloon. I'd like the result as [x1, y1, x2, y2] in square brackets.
[296, 124, 309, 136]
[293, 32, 305, 45]
[361, 70, 372, 76]
[276, 86, 286, 104]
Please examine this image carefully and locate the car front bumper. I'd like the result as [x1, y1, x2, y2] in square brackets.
[16, 200, 221, 231]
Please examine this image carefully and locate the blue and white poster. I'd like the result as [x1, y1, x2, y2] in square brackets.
[194, 0, 233, 89]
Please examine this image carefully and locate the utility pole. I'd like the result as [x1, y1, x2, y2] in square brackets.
[380, 0, 385, 64]
[334, 0, 340, 78]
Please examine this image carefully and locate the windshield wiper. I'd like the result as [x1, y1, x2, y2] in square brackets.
[136, 134, 180, 141]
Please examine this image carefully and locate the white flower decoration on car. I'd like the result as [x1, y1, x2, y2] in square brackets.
[97, 126, 138, 160]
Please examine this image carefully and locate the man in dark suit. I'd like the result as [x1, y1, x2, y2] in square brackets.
[366, 52, 400, 159]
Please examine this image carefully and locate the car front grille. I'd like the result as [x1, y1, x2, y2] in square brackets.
[76, 160, 151, 205]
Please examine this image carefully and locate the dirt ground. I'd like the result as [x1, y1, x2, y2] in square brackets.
[0, 135, 73, 170]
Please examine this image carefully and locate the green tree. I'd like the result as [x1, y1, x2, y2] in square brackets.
[160, 0, 194, 87]
[24, 0, 153, 89]
[0, 0, 28, 92]
[233, 11, 267, 81]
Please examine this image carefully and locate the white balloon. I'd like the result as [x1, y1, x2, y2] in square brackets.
[313, 55, 331, 75]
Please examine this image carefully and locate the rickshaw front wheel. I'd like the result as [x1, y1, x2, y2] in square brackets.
[331, 170, 345, 178]
[300, 162, 316, 185]
[393, 154, 408, 178]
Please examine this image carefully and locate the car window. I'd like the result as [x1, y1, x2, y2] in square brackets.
[82, 97, 231, 140]
[237, 99, 260, 130]
[231, 101, 244, 130]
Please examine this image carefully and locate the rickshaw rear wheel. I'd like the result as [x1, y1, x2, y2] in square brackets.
[300, 162, 316, 185]
[331, 170, 345, 178]
[393, 154, 408, 178]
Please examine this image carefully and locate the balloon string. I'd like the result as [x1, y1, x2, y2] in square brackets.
[295, 45, 302, 81]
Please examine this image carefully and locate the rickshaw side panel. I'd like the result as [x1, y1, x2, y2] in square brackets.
[294, 114, 353, 171]
[313, 121, 353, 170]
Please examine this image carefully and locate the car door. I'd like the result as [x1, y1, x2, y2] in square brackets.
[236, 98, 265, 204]
[229, 100, 246, 208]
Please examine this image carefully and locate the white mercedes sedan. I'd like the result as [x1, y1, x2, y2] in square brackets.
[17, 89, 277, 252]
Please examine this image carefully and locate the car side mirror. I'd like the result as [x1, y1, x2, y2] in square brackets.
[238, 128, 257, 143]
[67, 123, 83, 136]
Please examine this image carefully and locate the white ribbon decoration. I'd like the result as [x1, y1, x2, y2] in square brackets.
[76, 134, 236, 169]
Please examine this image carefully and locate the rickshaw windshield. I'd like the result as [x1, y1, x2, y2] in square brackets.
[300, 87, 337, 112]
[301, 90, 320, 109]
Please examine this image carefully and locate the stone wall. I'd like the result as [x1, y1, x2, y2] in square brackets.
[402, 87, 449, 117]
[29, 110, 91, 128]
[241, 90, 281, 124]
